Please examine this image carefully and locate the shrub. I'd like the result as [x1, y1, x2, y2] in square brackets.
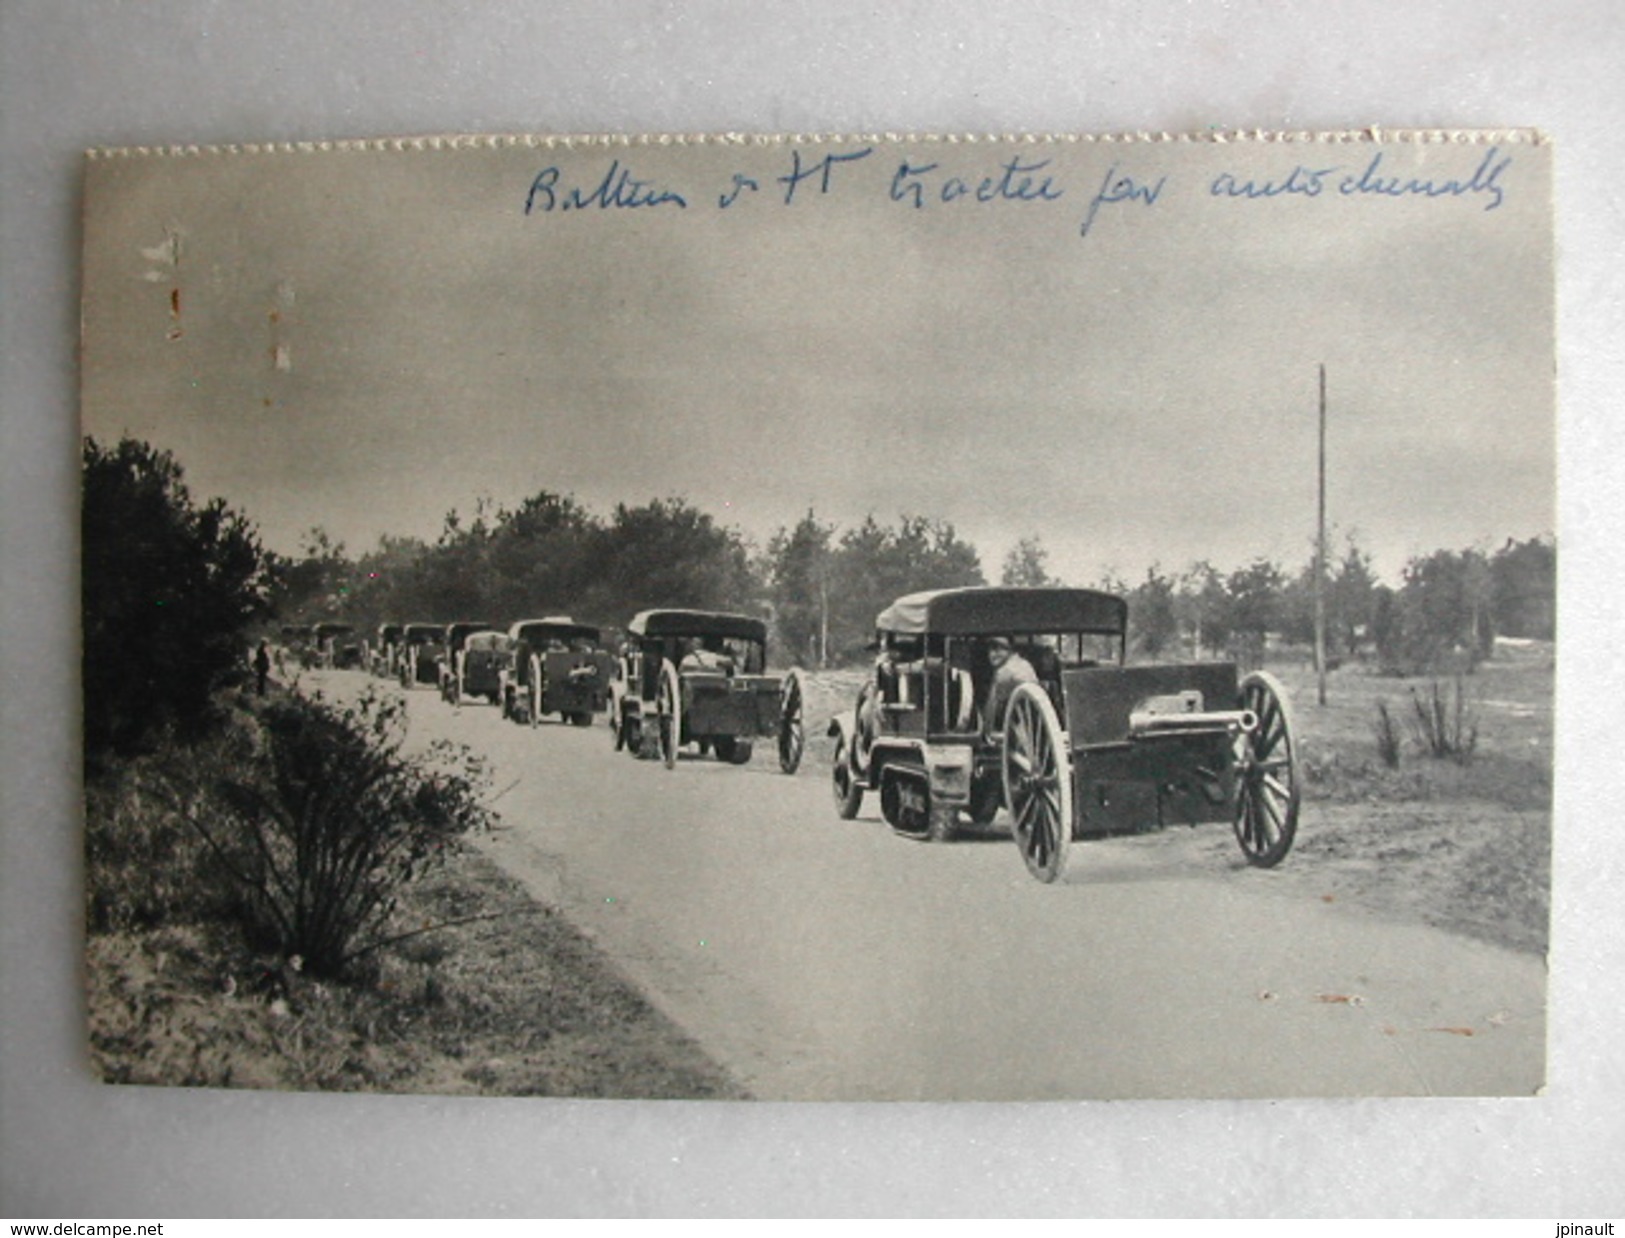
[1372, 700, 1403, 769]
[173, 689, 493, 977]
[82, 437, 274, 760]
[1408, 678, 1479, 764]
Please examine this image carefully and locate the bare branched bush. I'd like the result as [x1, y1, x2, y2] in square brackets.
[1408, 678, 1479, 764]
[168, 689, 494, 977]
[1372, 700, 1403, 770]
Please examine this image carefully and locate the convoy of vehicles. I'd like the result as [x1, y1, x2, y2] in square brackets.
[288, 584, 1298, 885]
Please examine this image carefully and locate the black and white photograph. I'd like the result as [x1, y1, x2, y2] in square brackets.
[78, 132, 1554, 1102]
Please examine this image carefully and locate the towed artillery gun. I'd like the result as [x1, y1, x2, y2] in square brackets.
[503, 617, 614, 726]
[612, 609, 805, 773]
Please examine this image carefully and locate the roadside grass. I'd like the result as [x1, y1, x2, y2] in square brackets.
[88, 835, 746, 1097]
[85, 690, 748, 1098]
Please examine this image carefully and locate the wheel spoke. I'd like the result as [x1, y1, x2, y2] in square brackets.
[1015, 790, 1037, 833]
[1236, 784, 1258, 851]
[1259, 789, 1283, 838]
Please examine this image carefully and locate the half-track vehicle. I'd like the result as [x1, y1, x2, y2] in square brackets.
[612, 609, 805, 772]
[826, 587, 1299, 882]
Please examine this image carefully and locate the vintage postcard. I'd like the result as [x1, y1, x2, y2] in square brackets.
[80, 132, 1553, 1100]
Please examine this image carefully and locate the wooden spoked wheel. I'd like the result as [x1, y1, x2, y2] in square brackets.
[656, 660, 682, 769]
[1233, 670, 1300, 867]
[778, 668, 806, 774]
[1002, 682, 1074, 883]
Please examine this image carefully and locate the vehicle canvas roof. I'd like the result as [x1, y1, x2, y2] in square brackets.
[875, 587, 1127, 636]
[464, 631, 515, 652]
[508, 617, 601, 644]
[628, 609, 768, 642]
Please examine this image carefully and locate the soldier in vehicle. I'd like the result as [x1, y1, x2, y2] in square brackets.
[980, 635, 1037, 742]
[681, 634, 735, 673]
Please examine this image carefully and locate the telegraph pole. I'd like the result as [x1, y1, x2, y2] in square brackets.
[1314, 363, 1328, 706]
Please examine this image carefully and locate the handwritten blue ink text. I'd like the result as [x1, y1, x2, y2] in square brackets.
[1079, 164, 1167, 237]
[889, 155, 1065, 209]
[777, 147, 873, 206]
[524, 161, 689, 214]
[1210, 164, 1337, 200]
[1338, 146, 1511, 211]
[718, 173, 761, 209]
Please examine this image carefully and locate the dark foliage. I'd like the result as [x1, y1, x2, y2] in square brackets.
[1378, 549, 1495, 674]
[82, 437, 274, 758]
[1000, 535, 1056, 588]
[1490, 536, 1556, 640]
[822, 514, 985, 661]
[767, 510, 836, 667]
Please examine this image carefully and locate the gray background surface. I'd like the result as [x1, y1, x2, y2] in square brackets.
[3, 0, 1621, 1217]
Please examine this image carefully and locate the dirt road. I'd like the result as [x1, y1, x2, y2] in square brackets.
[316, 671, 1546, 1100]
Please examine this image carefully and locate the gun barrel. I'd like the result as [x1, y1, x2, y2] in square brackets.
[1128, 708, 1258, 737]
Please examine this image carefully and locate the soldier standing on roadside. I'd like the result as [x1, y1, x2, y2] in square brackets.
[254, 639, 271, 697]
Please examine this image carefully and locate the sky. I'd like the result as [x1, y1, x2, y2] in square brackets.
[80, 134, 1554, 587]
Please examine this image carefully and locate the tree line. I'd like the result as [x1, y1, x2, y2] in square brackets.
[1096, 536, 1554, 676]
[82, 434, 1555, 758]
[280, 477, 1554, 677]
